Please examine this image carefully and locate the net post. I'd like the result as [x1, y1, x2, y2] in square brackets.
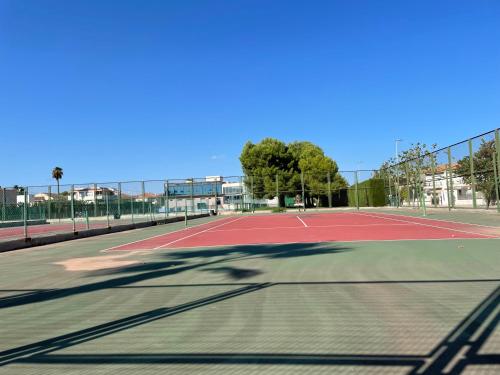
[447, 147, 455, 209]
[327, 171, 332, 208]
[23, 187, 28, 239]
[468, 139, 477, 208]
[71, 184, 76, 233]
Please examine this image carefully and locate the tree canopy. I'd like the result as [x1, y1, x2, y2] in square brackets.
[239, 138, 346, 206]
[456, 139, 497, 208]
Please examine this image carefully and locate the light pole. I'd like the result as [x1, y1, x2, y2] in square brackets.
[395, 139, 403, 207]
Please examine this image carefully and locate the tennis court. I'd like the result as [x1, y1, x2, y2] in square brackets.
[107, 211, 498, 251]
[1, 210, 499, 374]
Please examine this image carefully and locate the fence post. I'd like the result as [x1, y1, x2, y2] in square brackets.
[190, 178, 194, 214]
[131, 196, 134, 224]
[327, 172, 332, 208]
[167, 180, 170, 219]
[417, 160, 427, 216]
[493, 151, 500, 213]
[301, 171, 305, 211]
[117, 182, 122, 218]
[496, 129, 500, 211]
[431, 155, 437, 207]
[141, 181, 146, 216]
[71, 184, 76, 233]
[355, 171, 359, 210]
[93, 183, 98, 218]
[275, 174, 279, 209]
[23, 187, 28, 239]
[240, 176, 244, 212]
[214, 181, 218, 215]
[251, 176, 255, 213]
[184, 206, 188, 227]
[1, 187, 5, 222]
[47, 186, 51, 220]
[388, 173, 393, 207]
[405, 163, 411, 207]
[468, 139, 477, 208]
[447, 147, 455, 209]
[394, 164, 400, 208]
[105, 193, 110, 227]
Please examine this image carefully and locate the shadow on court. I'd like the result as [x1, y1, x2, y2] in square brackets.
[1, 282, 498, 374]
[1, 240, 499, 374]
[0, 243, 349, 309]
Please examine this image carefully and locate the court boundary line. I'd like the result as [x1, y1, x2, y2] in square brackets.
[354, 212, 498, 239]
[103, 216, 238, 252]
[153, 216, 247, 250]
[369, 210, 500, 229]
[296, 216, 308, 227]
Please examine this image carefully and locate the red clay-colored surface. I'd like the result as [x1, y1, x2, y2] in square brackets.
[109, 212, 498, 251]
[0, 222, 109, 241]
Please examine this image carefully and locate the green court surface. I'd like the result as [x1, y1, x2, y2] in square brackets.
[1, 212, 499, 374]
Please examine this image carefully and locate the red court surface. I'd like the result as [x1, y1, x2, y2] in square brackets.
[0, 222, 108, 241]
[108, 212, 499, 251]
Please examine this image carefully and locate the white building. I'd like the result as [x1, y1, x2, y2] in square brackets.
[70, 187, 117, 202]
[421, 164, 486, 207]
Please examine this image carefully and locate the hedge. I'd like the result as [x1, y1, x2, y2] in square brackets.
[348, 178, 386, 207]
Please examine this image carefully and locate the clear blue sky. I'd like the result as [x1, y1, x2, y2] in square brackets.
[1, 0, 499, 186]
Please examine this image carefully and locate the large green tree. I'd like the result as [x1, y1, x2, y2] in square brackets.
[240, 138, 346, 207]
[456, 140, 497, 208]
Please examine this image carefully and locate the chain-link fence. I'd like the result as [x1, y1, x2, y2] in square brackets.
[380, 128, 500, 214]
[1, 129, 499, 244]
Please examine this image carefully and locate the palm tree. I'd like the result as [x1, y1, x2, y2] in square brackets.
[51, 167, 64, 198]
[52, 167, 63, 221]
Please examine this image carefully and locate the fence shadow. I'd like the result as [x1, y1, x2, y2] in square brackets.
[0, 243, 349, 309]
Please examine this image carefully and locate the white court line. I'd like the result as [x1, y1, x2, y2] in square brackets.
[354, 212, 498, 239]
[365, 210, 500, 229]
[209, 223, 413, 233]
[102, 216, 239, 252]
[296, 216, 308, 227]
[153, 216, 247, 249]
